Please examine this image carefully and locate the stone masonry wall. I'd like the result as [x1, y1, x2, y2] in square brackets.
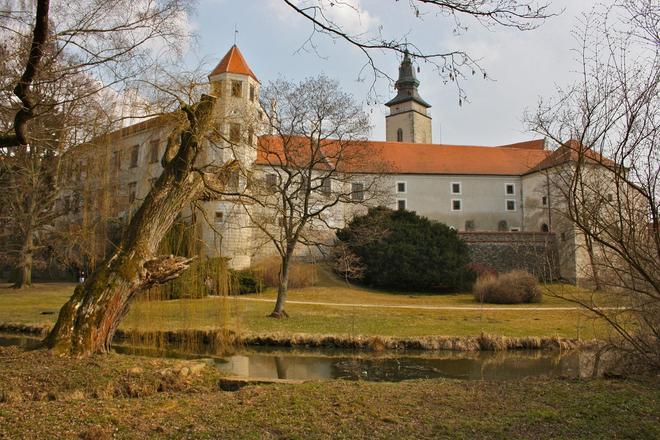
[459, 232, 560, 281]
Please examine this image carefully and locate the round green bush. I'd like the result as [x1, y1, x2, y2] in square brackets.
[336, 207, 475, 291]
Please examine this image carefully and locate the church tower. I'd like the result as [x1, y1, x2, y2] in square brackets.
[385, 52, 432, 143]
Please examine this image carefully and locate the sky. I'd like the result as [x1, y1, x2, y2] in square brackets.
[182, 0, 602, 146]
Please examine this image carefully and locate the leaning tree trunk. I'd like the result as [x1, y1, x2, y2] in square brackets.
[13, 228, 34, 289]
[44, 95, 220, 356]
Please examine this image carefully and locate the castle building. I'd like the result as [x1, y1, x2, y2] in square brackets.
[73, 44, 615, 284]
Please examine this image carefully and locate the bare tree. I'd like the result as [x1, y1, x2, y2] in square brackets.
[282, 0, 554, 100]
[528, 1, 659, 369]
[231, 76, 388, 317]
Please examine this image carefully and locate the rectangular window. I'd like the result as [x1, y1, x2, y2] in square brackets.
[128, 182, 137, 204]
[149, 140, 160, 164]
[451, 199, 462, 211]
[505, 183, 515, 195]
[451, 182, 461, 195]
[607, 193, 613, 202]
[112, 151, 121, 171]
[130, 145, 139, 168]
[214, 211, 225, 223]
[265, 173, 278, 188]
[542, 196, 548, 206]
[249, 84, 255, 102]
[320, 178, 331, 195]
[506, 199, 516, 211]
[396, 181, 406, 193]
[228, 170, 240, 191]
[231, 80, 242, 98]
[397, 199, 406, 210]
[510, 227, 520, 232]
[351, 182, 365, 201]
[229, 123, 241, 143]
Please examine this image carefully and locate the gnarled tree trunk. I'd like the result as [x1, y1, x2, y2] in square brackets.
[44, 95, 221, 356]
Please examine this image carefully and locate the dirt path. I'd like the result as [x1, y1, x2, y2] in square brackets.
[229, 296, 624, 311]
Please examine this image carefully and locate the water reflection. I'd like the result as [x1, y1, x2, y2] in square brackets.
[214, 350, 583, 381]
[0, 333, 600, 382]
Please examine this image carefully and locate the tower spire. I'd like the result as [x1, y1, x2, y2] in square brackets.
[385, 51, 431, 108]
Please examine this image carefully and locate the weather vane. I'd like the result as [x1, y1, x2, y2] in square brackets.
[234, 23, 239, 45]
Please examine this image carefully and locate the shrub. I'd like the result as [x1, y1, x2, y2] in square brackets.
[231, 270, 264, 295]
[252, 257, 318, 289]
[473, 270, 542, 304]
[336, 207, 475, 291]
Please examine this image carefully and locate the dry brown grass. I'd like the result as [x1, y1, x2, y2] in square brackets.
[474, 270, 542, 304]
[252, 257, 318, 289]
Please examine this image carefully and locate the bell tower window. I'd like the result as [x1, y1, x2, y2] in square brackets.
[396, 128, 403, 142]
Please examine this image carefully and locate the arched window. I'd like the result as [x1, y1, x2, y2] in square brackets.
[396, 128, 403, 142]
[541, 223, 549, 232]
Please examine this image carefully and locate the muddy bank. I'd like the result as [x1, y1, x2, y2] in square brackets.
[0, 322, 597, 352]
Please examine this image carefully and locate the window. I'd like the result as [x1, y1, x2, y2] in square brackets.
[265, 173, 278, 188]
[249, 84, 255, 102]
[396, 181, 406, 193]
[451, 182, 461, 195]
[231, 80, 242, 97]
[351, 182, 365, 201]
[320, 178, 332, 196]
[451, 199, 462, 211]
[130, 144, 139, 168]
[505, 183, 515, 195]
[228, 170, 240, 191]
[248, 127, 254, 145]
[396, 128, 403, 142]
[149, 140, 160, 164]
[112, 151, 121, 171]
[506, 199, 516, 211]
[607, 193, 613, 202]
[214, 211, 225, 223]
[510, 227, 520, 232]
[542, 196, 548, 206]
[229, 123, 241, 143]
[128, 182, 137, 204]
[561, 232, 567, 241]
[541, 223, 549, 232]
[397, 199, 406, 210]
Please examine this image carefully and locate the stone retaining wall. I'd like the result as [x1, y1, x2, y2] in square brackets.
[459, 232, 560, 280]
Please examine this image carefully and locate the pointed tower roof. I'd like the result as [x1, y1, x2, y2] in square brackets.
[209, 45, 259, 82]
[385, 51, 430, 108]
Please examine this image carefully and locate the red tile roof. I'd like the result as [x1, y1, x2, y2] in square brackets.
[209, 45, 259, 82]
[256, 135, 552, 175]
[533, 139, 617, 172]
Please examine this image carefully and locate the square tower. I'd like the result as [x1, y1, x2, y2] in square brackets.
[385, 52, 432, 144]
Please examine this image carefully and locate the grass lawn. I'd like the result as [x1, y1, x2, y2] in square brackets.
[0, 280, 612, 339]
[0, 347, 658, 439]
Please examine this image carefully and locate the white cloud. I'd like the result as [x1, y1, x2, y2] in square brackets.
[266, 0, 379, 35]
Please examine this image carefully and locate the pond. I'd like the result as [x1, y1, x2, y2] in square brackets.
[0, 333, 600, 382]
